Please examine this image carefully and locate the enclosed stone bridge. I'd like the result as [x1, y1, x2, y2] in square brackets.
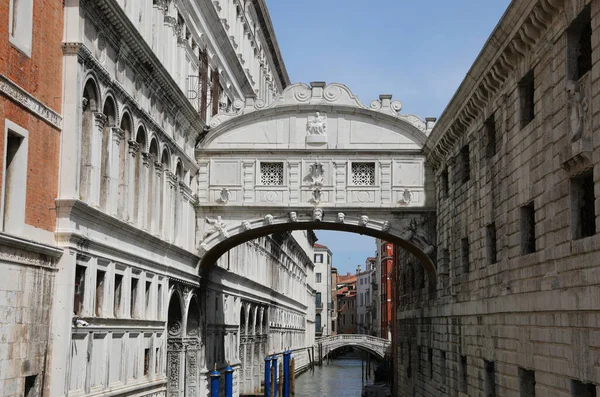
[195, 82, 438, 276]
[316, 334, 391, 359]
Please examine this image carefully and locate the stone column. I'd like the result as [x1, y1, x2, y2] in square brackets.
[127, 140, 139, 224]
[167, 339, 184, 397]
[185, 339, 200, 397]
[141, 152, 151, 231]
[153, 162, 163, 236]
[90, 113, 107, 207]
[109, 128, 124, 215]
[166, 171, 177, 242]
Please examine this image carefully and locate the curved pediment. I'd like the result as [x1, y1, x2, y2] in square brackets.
[198, 83, 432, 152]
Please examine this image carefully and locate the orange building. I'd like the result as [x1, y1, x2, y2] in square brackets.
[337, 272, 357, 334]
[0, 0, 64, 394]
[379, 240, 395, 339]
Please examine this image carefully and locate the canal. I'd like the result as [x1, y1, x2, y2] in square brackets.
[294, 357, 377, 397]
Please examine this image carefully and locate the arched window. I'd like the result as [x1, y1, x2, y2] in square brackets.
[80, 80, 99, 203]
[148, 139, 159, 233]
[100, 96, 117, 211]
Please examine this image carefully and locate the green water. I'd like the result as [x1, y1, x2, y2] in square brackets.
[293, 358, 376, 397]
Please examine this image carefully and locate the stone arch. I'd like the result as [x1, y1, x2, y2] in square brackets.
[167, 290, 184, 338]
[198, 212, 437, 290]
[99, 95, 117, 211]
[161, 147, 171, 172]
[323, 344, 385, 360]
[175, 159, 183, 180]
[186, 295, 200, 337]
[80, 77, 101, 203]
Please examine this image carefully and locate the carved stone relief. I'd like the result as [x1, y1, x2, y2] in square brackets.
[205, 216, 229, 238]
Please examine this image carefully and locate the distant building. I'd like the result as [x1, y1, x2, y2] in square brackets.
[313, 243, 332, 336]
[337, 272, 357, 334]
[356, 258, 376, 335]
[331, 267, 339, 335]
[378, 239, 395, 340]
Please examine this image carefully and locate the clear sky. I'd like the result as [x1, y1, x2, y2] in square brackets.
[265, 1, 511, 274]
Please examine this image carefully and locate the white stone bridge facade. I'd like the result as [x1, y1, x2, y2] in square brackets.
[316, 335, 392, 359]
[196, 82, 438, 275]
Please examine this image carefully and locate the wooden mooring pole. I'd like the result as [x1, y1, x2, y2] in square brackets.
[290, 358, 296, 395]
[278, 362, 283, 397]
[270, 364, 275, 397]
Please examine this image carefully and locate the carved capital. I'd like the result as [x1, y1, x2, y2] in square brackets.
[154, 161, 163, 176]
[128, 140, 140, 156]
[111, 127, 125, 144]
[142, 152, 152, 167]
[93, 112, 108, 129]
[167, 171, 178, 187]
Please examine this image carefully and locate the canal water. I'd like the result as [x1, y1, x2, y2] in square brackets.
[294, 358, 376, 397]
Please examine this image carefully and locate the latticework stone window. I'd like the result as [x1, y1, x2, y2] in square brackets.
[260, 162, 284, 185]
[352, 162, 375, 185]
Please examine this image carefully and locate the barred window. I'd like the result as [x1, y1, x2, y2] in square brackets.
[260, 162, 284, 185]
[352, 162, 375, 185]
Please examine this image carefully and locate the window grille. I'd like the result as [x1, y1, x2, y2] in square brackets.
[260, 162, 284, 185]
[352, 162, 375, 185]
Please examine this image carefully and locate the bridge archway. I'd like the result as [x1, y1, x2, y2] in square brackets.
[195, 82, 438, 276]
[317, 335, 392, 360]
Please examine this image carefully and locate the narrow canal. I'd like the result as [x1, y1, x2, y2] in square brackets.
[294, 357, 377, 397]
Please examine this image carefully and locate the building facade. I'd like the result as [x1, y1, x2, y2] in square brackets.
[0, 0, 64, 395]
[378, 239, 395, 340]
[313, 243, 332, 337]
[397, 0, 600, 396]
[356, 259, 375, 335]
[330, 267, 339, 335]
[336, 272, 357, 334]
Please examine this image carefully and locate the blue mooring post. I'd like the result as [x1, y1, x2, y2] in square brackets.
[264, 356, 272, 397]
[283, 350, 291, 397]
[272, 355, 278, 397]
[224, 363, 233, 397]
[210, 364, 220, 397]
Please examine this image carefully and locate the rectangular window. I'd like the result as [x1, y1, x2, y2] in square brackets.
[571, 379, 597, 397]
[145, 280, 152, 318]
[144, 348, 150, 376]
[519, 368, 536, 397]
[260, 162, 284, 185]
[485, 115, 497, 158]
[441, 168, 449, 198]
[428, 348, 433, 379]
[440, 350, 446, 384]
[95, 270, 106, 317]
[521, 202, 536, 254]
[316, 292, 322, 307]
[519, 70, 535, 128]
[8, 0, 34, 56]
[130, 277, 139, 318]
[461, 144, 470, 183]
[2, 124, 28, 233]
[571, 171, 596, 239]
[314, 254, 323, 263]
[461, 238, 470, 274]
[486, 222, 498, 264]
[24, 374, 37, 397]
[73, 264, 87, 316]
[316, 273, 322, 283]
[459, 355, 468, 393]
[567, 6, 592, 81]
[352, 162, 376, 186]
[114, 273, 123, 317]
[485, 360, 496, 397]
[155, 347, 160, 374]
[157, 282, 163, 320]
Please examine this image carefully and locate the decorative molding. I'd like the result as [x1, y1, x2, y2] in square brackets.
[0, 74, 63, 129]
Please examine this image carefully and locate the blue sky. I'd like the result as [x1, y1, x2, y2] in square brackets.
[265, 1, 511, 274]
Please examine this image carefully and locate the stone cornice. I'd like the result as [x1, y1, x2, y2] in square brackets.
[93, 0, 206, 139]
[55, 199, 200, 272]
[251, 0, 290, 88]
[0, 232, 63, 269]
[425, 0, 564, 169]
[0, 74, 63, 129]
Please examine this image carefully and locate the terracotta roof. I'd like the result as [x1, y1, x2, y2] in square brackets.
[337, 274, 357, 283]
[314, 243, 328, 249]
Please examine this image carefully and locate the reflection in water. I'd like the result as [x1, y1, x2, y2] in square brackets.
[294, 358, 376, 397]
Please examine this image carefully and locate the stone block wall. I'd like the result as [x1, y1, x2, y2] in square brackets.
[0, 259, 54, 397]
[398, 0, 600, 396]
